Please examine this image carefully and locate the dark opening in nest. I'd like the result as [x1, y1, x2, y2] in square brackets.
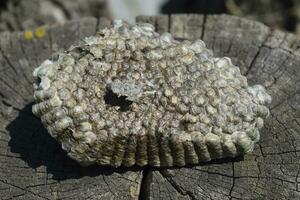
[104, 88, 133, 112]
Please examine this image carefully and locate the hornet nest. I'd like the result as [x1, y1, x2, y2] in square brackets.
[32, 20, 272, 167]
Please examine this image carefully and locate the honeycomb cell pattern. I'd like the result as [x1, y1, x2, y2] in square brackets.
[32, 20, 272, 167]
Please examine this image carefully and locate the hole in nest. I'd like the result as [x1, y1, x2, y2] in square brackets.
[37, 77, 42, 85]
[179, 120, 189, 131]
[104, 88, 133, 112]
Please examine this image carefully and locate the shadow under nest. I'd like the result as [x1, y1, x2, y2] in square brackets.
[6, 102, 244, 181]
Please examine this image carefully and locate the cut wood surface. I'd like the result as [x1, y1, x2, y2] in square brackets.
[0, 14, 299, 199]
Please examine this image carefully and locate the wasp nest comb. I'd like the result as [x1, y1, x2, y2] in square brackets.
[32, 20, 271, 167]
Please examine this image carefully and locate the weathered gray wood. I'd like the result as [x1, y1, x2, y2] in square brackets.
[137, 14, 300, 200]
[0, 14, 299, 200]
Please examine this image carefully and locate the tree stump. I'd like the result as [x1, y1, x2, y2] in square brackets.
[0, 14, 299, 199]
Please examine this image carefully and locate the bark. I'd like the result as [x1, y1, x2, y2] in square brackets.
[0, 14, 299, 199]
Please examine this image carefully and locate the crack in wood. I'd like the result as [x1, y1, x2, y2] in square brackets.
[228, 162, 235, 200]
[245, 29, 274, 76]
[0, 179, 51, 200]
[167, 14, 171, 33]
[159, 170, 198, 200]
[138, 167, 152, 200]
[200, 14, 207, 40]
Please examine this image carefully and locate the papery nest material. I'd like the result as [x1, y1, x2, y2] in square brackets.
[32, 20, 271, 167]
